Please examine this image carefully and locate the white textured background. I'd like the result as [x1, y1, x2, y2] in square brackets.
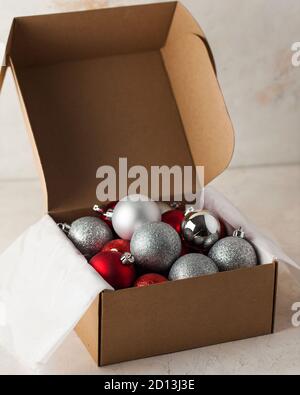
[0, 0, 300, 179]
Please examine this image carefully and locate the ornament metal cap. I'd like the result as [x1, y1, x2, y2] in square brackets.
[104, 208, 114, 219]
[121, 252, 135, 265]
[233, 227, 246, 239]
[93, 204, 113, 219]
[93, 204, 104, 213]
[185, 206, 195, 216]
[58, 223, 71, 234]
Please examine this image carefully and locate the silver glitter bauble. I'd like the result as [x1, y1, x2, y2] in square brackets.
[208, 228, 258, 271]
[131, 222, 182, 272]
[112, 195, 161, 240]
[169, 253, 218, 281]
[68, 216, 113, 258]
[182, 209, 221, 252]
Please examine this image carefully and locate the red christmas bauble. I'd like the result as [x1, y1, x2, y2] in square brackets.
[102, 239, 131, 254]
[134, 273, 168, 288]
[162, 210, 185, 234]
[90, 251, 136, 290]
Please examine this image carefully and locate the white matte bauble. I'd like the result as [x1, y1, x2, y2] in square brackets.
[112, 195, 161, 240]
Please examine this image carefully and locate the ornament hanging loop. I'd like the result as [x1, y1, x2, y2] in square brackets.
[93, 204, 104, 214]
[93, 204, 113, 219]
[93, 204, 114, 220]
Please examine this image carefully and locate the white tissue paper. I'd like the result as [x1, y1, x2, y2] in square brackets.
[0, 215, 112, 367]
[204, 186, 300, 283]
[0, 187, 298, 369]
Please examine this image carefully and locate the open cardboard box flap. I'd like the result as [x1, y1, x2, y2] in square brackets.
[0, 1, 234, 220]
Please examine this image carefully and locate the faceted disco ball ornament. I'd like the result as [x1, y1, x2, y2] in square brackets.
[112, 194, 161, 240]
[169, 253, 219, 281]
[131, 222, 182, 272]
[66, 216, 113, 258]
[208, 228, 258, 272]
[182, 209, 221, 252]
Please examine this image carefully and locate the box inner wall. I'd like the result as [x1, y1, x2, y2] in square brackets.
[7, 2, 235, 219]
[15, 50, 195, 219]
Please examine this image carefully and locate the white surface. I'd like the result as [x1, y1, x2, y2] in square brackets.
[0, 166, 299, 375]
[0, 215, 113, 367]
[0, 42, 4, 64]
[1, 0, 300, 178]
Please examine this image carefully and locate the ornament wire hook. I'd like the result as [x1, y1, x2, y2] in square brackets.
[58, 223, 71, 235]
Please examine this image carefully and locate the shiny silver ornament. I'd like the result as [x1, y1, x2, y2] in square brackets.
[66, 216, 113, 258]
[182, 209, 221, 251]
[169, 253, 218, 281]
[131, 222, 181, 272]
[208, 227, 258, 271]
[112, 195, 161, 240]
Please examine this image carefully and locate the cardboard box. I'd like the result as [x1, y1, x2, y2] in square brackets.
[0, 2, 277, 366]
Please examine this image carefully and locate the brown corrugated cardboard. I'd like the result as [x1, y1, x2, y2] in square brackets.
[0, 1, 277, 366]
[76, 297, 100, 363]
[100, 263, 277, 366]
